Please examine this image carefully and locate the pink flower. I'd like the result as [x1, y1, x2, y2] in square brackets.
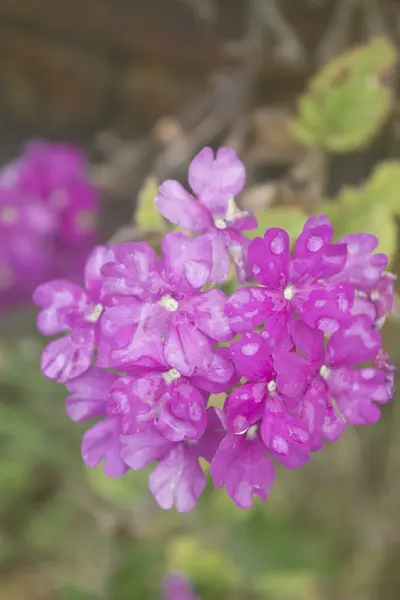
[163, 574, 200, 600]
[156, 147, 257, 283]
[34, 246, 115, 382]
[226, 216, 353, 334]
[101, 232, 233, 377]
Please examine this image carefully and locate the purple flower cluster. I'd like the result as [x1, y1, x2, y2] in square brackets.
[162, 574, 200, 600]
[34, 147, 396, 512]
[0, 140, 99, 308]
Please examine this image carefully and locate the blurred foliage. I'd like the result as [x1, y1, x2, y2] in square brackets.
[1, 33, 400, 600]
[292, 37, 397, 152]
[248, 207, 307, 244]
[136, 176, 167, 233]
[324, 161, 400, 263]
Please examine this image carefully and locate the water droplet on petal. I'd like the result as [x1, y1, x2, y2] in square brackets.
[241, 342, 259, 356]
[317, 317, 339, 333]
[270, 232, 286, 255]
[233, 415, 249, 434]
[271, 435, 289, 455]
[307, 235, 323, 252]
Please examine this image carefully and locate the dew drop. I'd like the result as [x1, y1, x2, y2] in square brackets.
[270, 232, 286, 255]
[271, 436, 289, 455]
[233, 415, 248, 434]
[317, 317, 339, 333]
[241, 342, 259, 356]
[307, 235, 323, 252]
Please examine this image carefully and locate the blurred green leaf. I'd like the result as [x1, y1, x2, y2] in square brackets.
[324, 161, 400, 263]
[256, 570, 320, 600]
[136, 176, 167, 232]
[107, 541, 163, 600]
[249, 207, 307, 243]
[166, 535, 238, 591]
[86, 465, 149, 509]
[61, 586, 100, 600]
[224, 508, 331, 583]
[292, 37, 397, 152]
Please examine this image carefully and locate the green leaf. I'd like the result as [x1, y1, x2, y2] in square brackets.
[136, 176, 167, 232]
[249, 207, 307, 244]
[325, 161, 400, 263]
[166, 535, 238, 590]
[292, 37, 397, 152]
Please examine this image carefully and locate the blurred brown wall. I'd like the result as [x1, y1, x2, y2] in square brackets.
[0, 0, 399, 149]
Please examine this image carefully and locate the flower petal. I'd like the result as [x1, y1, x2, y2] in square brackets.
[327, 315, 382, 366]
[84, 245, 115, 300]
[225, 286, 274, 333]
[101, 242, 163, 298]
[110, 327, 168, 372]
[41, 327, 95, 383]
[190, 348, 238, 394]
[211, 434, 275, 509]
[156, 180, 211, 231]
[81, 417, 127, 477]
[157, 381, 207, 442]
[225, 382, 266, 434]
[184, 289, 232, 341]
[207, 230, 231, 284]
[248, 229, 290, 289]
[149, 444, 206, 512]
[121, 425, 172, 470]
[230, 332, 274, 381]
[65, 367, 117, 421]
[162, 232, 212, 290]
[188, 147, 245, 214]
[164, 318, 214, 377]
[33, 279, 87, 335]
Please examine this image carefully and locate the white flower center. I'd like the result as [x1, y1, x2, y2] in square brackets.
[246, 424, 258, 440]
[162, 368, 181, 384]
[370, 290, 380, 302]
[214, 218, 227, 230]
[267, 380, 277, 394]
[160, 295, 179, 312]
[87, 303, 104, 323]
[319, 365, 330, 380]
[283, 285, 295, 301]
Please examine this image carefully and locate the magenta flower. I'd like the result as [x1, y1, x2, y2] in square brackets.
[65, 328, 235, 507]
[0, 185, 55, 305]
[31, 143, 396, 513]
[18, 140, 98, 242]
[101, 232, 233, 377]
[163, 574, 200, 600]
[156, 147, 257, 283]
[33, 245, 115, 382]
[325, 233, 395, 330]
[121, 408, 223, 512]
[226, 216, 353, 334]
[0, 140, 100, 308]
[282, 317, 390, 440]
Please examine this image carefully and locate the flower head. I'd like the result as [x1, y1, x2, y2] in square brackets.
[32, 145, 395, 513]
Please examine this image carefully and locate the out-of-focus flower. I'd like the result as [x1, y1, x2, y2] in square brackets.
[0, 140, 99, 308]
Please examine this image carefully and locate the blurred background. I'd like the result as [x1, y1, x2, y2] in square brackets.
[1, 1, 400, 599]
